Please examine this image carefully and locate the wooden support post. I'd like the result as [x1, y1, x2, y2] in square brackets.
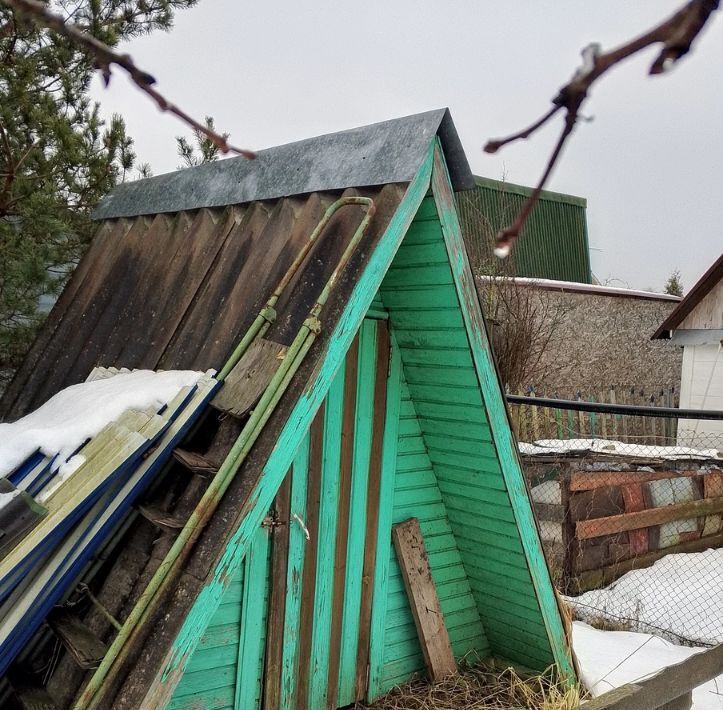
[392, 518, 456, 682]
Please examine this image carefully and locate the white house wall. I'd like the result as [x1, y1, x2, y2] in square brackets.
[678, 344, 723, 446]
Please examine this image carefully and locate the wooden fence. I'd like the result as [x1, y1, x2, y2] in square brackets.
[510, 387, 679, 445]
[525, 459, 723, 594]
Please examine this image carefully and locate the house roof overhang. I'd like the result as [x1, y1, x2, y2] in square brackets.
[652, 253, 723, 339]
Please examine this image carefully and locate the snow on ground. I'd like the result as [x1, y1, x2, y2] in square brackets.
[566, 549, 723, 646]
[0, 369, 205, 477]
[573, 622, 723, 709]
[519, 438, 721, 460]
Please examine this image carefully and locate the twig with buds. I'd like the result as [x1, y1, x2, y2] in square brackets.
[485, 0, 718, 257]
[3, 0, 256, 160]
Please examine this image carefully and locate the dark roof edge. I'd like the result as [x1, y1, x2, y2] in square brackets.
[652, 252, 723, 339]
[92, 109, 474, 220]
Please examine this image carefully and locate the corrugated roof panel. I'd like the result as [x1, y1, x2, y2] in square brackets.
[455, 177, 592, 283]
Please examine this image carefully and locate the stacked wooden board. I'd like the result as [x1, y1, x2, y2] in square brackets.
[0, 368, 219, 675]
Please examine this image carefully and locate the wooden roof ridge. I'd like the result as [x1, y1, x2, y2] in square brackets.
[653, 252, 723, 339]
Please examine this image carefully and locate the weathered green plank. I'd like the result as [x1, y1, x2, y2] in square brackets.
[393, 328, 470, 350]
[308, 363, 345, 709]
[234, 526, 270, 710]
[380, 288, 460, 311]
[406, 382, 481, 407]
[430, 142, 573, 679]
[418, 418, 491, 441]
[392, 486, 443, 508]
[412, 400, 488, 425]
[279, 433, 311, 709]
[337, 320, 377, 704]
[388, 308, 466, 331]
[384, 263, 454, 289]
[366, 333, 402, 702]
[393, 240, 449, 266]
[403, 364, 478, 388]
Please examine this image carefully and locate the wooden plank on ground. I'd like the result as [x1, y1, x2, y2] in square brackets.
[392, 517, 456, 682]
[576, 496, 723, 540]
[570, 470, 703, 492]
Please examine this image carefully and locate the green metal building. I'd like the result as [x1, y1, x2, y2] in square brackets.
[456, 176, 592, 283]
[1, 110, 573, 709]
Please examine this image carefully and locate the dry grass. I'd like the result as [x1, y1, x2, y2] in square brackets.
[358, 661, 584, 710]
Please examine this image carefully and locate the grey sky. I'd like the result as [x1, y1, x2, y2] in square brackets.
[90, 0, 722, 292]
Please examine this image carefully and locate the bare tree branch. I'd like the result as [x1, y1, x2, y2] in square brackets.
[2, 0, 256, 161]
[485, 0, 719, 256]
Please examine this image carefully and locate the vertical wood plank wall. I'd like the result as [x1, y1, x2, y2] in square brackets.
[167, 193, 562, 707]
[168, 526, 271, 710]
[380, 196, 557, 671]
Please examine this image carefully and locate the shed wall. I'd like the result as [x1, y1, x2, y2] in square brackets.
[380, 374, 489, 692]
[381, 196, 556, 669]
[678, 344, 723, 445]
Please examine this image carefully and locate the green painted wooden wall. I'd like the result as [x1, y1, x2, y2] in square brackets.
[380, 196, 556, 670]
[169, 526, 271, 710]
[379, 373, 489, 692]
[167, 190, 565, 709]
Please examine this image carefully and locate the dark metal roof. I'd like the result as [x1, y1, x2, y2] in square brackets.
[653, 252, 723, 339]
[93, 109, 473, 220]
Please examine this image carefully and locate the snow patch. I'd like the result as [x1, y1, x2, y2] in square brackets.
[566, 549, 723, 647]
[520, 438, 721, 461]
[573, 622, 723, 709]
[0, 370, 204, 478]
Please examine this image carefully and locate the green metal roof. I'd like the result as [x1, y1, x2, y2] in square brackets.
[455, 176, 592, 284]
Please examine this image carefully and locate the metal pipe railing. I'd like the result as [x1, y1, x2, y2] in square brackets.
[506, 395, 723, 421]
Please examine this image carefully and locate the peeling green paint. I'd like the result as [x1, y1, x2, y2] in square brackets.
[155, 144, 435, 696]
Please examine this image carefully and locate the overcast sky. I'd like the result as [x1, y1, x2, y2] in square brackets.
[90, 0, 722, 292]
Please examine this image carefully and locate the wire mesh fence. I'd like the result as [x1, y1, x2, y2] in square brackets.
[510, 395, 723, 649]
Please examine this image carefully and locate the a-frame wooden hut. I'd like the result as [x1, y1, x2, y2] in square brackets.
[0, 110, 573, 709]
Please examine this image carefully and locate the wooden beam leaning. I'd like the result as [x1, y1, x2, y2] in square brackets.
[392, 518, 456, 682]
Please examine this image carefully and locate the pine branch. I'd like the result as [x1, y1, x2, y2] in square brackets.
[484, 0, 719, 256]
[3, 0, 256, 161]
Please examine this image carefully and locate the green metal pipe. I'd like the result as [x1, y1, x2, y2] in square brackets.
[217, 197, 374, 381]
[77, 327, 313, 710]
[76, 198, 375, 709]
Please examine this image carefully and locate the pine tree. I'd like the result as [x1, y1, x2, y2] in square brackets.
[664, 269, 684, 297]
[176, 116, 229, 168]
[0, 0, 197, 389]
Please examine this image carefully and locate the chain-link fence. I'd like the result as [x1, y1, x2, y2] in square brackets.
[510, 394, 723, 649]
